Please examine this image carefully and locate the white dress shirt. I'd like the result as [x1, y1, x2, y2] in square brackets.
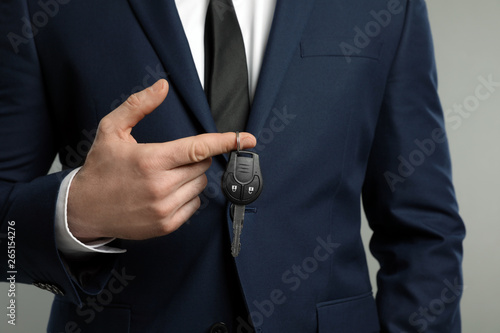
[55, 0, 277, 257]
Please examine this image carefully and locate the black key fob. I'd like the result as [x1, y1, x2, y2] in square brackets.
[221, 151, 263, 205]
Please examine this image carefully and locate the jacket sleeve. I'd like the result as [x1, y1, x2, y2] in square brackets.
[0, 0, 116, 306]
[361, 1, 465, 332]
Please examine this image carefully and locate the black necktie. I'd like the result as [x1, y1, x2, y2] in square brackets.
[204, 0, 250, 133]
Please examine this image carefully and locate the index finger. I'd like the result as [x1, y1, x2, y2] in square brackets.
[161, 132, 257, 168]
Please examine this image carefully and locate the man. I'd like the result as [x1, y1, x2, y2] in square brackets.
[0, 0, 465, 332]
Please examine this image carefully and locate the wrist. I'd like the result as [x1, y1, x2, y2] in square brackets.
[67, 170, 103, 242]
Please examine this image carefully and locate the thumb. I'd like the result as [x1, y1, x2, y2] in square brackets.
[99, 79, 169, 139]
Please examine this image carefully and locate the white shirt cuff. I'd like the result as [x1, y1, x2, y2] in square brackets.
[55, 167, 126, 258]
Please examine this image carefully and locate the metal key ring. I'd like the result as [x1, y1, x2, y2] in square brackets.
[236, 131, 240, 153]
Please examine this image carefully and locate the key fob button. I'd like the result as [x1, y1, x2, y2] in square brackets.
[242, 176, 260, 202]
[225, 173, 243, 201]
[221, 150, 263, 205]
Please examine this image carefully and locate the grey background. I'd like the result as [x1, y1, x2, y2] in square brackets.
[1, 1, 499, 331]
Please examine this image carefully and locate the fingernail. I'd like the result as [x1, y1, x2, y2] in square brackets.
[241, 134, 257, 147]
[151, 80, 163, 92]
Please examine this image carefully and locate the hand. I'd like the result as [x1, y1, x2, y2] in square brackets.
[67, 79, 256, 241]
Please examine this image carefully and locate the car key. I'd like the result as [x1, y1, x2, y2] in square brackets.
[221, 133, 263, 257]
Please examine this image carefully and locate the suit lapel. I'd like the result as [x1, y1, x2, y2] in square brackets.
[247, 0, 317, 137]
[127, 0, 317, 136]
[127, 0, 217, 134]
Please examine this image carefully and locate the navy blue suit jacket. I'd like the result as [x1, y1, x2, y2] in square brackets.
[0, 0, 465, 332]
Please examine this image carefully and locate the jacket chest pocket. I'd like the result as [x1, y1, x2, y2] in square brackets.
[300, 36, 382, 62]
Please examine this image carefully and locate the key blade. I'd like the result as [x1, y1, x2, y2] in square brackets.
[231, 223, 242, 257]
[231, 205, 245, 257]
